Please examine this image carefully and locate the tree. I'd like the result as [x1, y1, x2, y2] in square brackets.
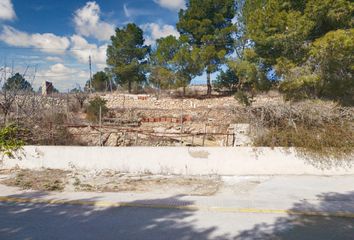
[244, 0, 353, 103]
[1, 73, 33, 125]
[279, 29, 354, 103]
[149, 36, 180, 96]
[149, 66, 175, 94]
[177, 0, 236, 96]
[226, 47, 271, 93]
[3, 73, 33, 92]
[244, 0, 353, 66]
[310, 29, 353, 103]
[86, 97, 108, 123]
[85, 71, 112, 92]
[107, 23, 150, 93]
[213, 69, 239, 92]
[233, 0, 249, 60]
[153, 36, 181, 67]
[171, 37, 203, 95]
[71, 87, 88, 109]
[150, 35, 202, 96]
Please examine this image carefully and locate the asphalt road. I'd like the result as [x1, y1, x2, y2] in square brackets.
[1, 176, 354, 240]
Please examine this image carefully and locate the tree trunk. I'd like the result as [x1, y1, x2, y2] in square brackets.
[157, 83, 161, 100]
[3, 111, 8, 125]
[128, 81, 132, 94]
[207, 72, 212, 96]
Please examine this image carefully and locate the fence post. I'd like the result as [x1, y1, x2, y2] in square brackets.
[123, 131, 127, 146]
[66, 90, 70, 123]
[16, 101, 19, 127]
[123, 95, 125, 110]
[135, 132, 139, 145]
[49, 122, 54, 145]
[202, 124, 207, 147]
[50, 98, 55, 145]
[180, 98, 184, 145]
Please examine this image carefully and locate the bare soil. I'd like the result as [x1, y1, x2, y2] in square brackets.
[1, 169, 222, 196]
[2, 169, 69, 191]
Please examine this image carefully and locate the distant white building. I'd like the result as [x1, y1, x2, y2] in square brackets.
[42, 81, 54, 96]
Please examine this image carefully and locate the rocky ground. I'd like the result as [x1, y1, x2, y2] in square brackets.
[101, 90, 283, 110]
[66, 91, 283, 147]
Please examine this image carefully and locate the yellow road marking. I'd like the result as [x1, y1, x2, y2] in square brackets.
[1, 196, 354, 218]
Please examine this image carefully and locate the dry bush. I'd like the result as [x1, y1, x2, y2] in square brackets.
[10, 94, 83, 146]
[247, 101, 354, 164]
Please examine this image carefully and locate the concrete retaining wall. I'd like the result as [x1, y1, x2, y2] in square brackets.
[1, 146, 353, 175]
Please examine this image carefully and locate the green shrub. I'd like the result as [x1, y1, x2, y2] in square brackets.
[213, 69, 239, 92]
[0, 124, 25, 157]
[86, 97, 108, 122]
[278, 29, 354, 105]
[235, 91, 253, 107]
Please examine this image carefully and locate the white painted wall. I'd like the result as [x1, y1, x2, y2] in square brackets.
[1, 146, 353, 175]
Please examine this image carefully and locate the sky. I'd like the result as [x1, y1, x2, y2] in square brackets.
[0, 0, 201, 91]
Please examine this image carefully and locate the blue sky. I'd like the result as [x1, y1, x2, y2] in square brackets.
[0, 0, 212, 91]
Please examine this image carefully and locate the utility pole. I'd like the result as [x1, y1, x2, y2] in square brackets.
[99, 106, 102, 146]
[89, 55, 93, 93]
[66, 89, 70, 123]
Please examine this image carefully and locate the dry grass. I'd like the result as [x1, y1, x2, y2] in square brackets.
[249, 101, 354, 165]
[2, 169, 69, 191]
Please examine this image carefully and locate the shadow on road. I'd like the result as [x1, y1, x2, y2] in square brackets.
[0, 191, 354, 239]
[0, 193, 230, 240]
[234, 191, 354, 240]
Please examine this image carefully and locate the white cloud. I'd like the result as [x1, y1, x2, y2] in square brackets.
[74, 1, 115, 41]
[0, 25, 107, 70]
[45, 56, 63, 62]
[123, 4, 154, 18]
[123, 4, 131, 18]
[37, 63, 89, 91]
[0, 0, 16, 20]
[154, 0, 185, 11]
[141, 23, 179, 45]
[0, 25, 70, 54]
[43, 63, 75, 76]
[70, 34, 107, 70]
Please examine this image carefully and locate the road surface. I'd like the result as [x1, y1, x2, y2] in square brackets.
[0, 176, 354, 239]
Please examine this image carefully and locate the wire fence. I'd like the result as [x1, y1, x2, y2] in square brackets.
[65, 123, 237, 147]
[0, 92, 255, 147]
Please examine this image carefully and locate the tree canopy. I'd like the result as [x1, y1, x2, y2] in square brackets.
[244, 0, 353, 66]
[213, 68, 239, 92]
[101, 1, 353, 104]
[244, 0, 354, 103]
[86, 71, 114, 92]
[107, 23, 150, 93]
[177, 0, 237, 95]
[150, 35, 203, 95]
[3, 73, 33, 92]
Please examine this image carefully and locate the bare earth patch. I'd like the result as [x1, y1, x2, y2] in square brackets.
[2, 169, 69, 192]
[1, 169, 222, 196]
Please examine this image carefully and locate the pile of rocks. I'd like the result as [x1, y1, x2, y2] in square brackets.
[101, 91, 283, 110]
